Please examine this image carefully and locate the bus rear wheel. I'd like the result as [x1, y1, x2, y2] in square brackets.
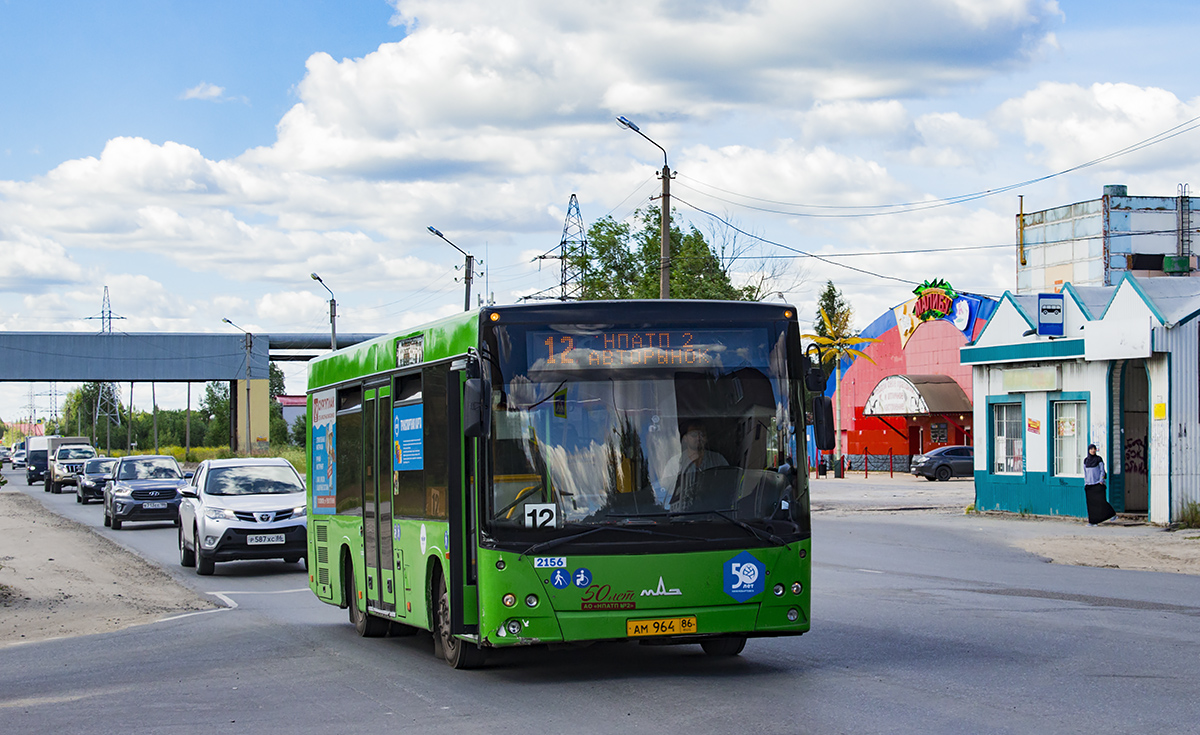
[435, 575, 485, 669]
[700, 636, 747, 657]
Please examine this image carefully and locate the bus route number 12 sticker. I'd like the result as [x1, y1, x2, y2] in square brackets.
[524, 503, 557, 529]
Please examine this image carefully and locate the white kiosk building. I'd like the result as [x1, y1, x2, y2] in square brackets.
[961, 275, 1200, 524]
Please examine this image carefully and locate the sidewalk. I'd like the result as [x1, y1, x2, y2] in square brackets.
[809, 469, 974, 513]
[806, 469, 1200, 576]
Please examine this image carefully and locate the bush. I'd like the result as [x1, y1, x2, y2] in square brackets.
[1178, 501, 1200, 529]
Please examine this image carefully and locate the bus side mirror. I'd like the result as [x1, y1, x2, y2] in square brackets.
[463, 378, 491, 438]
[804, 361, 826, 393]
[812, 396, 835, 451]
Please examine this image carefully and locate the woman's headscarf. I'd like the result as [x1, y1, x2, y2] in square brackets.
[1084, 443, 1102, 468]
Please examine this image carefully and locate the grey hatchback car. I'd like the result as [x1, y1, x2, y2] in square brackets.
[911, 445, 974, 481]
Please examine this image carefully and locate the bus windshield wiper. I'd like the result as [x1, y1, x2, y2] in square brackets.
[666, 509, 785, 545]
[519, 522, 702, 558]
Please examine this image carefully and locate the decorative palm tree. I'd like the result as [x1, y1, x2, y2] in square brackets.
[802, 306, 881, 474]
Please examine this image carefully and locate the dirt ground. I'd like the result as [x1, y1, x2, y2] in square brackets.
[0, 490, 217, 648]
[1012, 523, 1200, 574]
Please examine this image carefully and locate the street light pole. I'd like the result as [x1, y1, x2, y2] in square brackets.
[428, 226, 476, 311]
[616, 115, 672, 299]
[310, 273, 337, 350]
[222, 318, 253, 455]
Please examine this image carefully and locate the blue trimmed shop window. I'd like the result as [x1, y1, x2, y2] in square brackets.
[992, 402, 1023, 475]
[1052, 401, 1086, 477]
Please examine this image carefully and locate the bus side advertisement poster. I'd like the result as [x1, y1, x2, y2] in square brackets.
[393, 403, 424, 471]
[311, 389, 337, 514]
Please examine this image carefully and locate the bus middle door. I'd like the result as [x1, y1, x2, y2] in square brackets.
[364, 384, 397, 616]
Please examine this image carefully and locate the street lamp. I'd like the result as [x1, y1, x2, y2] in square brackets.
[616, 115, 673, 299]
[310, 272, 337, 350]
[222, 318, 253, 456]
[428, 226, 476, 311]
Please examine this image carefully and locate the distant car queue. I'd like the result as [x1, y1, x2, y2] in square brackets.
[3, 437, 307, 576]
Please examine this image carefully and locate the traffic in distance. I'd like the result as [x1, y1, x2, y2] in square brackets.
[303, 300, 835, 668]
[1, 435, 310, 575]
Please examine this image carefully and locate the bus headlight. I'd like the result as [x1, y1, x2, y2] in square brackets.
[773, 584, 785, 597]
[506, 620, 523, 635]
[787, 608, 800, 622]
[502, 593, 517, 607]
[792, 582, 803, 595]
[525, 594, 539, 608]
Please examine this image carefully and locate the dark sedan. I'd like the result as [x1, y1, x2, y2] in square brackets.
[76, 457, 118, 504]
[911, 445, 974, 481]
[104, 455, 189, 530]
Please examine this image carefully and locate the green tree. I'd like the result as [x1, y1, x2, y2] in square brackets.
[201, 382, 231, 448]
[803, 303, 881, 468]
[569, 207, 749, 301]
[290, 414, 307, 447]
[269, 362, 286, 399]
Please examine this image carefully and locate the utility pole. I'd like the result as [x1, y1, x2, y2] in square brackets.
[310, 273, 338, 350]
[617, 116, 674, 299]
[428, 227, 478, 311]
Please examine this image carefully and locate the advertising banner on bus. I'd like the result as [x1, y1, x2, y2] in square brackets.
[393, 403, 424, 471]
[311, 388, 337, 514]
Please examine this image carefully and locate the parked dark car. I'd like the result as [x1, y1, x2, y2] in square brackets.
[103, 455, 189, 530]
[76, 457, 118, 504]
[911, 445, 974, 481]
[25, 449, 49, 485]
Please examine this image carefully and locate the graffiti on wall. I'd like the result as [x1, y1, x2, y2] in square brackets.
[1124, 437, 1148, 477]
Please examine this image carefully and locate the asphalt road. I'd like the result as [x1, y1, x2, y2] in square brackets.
[3, 465, 1199, 735]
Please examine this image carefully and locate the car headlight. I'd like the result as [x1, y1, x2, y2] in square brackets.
[292, 505, 307, 518]
[82, 479, 95, 488]
[204, 507, 237, 521]
[111, 485, 132, 496]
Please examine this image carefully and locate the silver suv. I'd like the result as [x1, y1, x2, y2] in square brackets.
[178, 457, 307, 575]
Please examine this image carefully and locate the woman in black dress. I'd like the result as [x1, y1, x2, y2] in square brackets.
[1083, 444, 1116, 525]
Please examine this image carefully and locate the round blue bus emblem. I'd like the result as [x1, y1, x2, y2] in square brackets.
[725, 551, 765, 601]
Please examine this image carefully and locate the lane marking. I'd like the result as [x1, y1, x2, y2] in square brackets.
[856, 569, 884, 574]
[157, 588, 310, 622]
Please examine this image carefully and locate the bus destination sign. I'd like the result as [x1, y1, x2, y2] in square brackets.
[526, 328, 769, 371]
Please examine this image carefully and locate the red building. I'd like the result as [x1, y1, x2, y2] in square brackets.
[824, 281, 997, 462]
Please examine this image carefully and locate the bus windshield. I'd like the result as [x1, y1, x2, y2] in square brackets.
[484, 321, 806, 546]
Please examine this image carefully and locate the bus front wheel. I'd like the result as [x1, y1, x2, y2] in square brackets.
[435, 576, 485, 669]
[701, 636, 747, 657]
[347, 564, 387, 637]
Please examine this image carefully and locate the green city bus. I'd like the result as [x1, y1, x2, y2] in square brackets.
[306, 299, 833, 668]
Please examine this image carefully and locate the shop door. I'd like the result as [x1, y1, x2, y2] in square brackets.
[1122, 362, 1149, 513]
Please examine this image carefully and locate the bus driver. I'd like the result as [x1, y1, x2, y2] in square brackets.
[662, 420, 729, 509]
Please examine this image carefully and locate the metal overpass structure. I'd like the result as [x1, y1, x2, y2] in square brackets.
[0, 332, 380, 452]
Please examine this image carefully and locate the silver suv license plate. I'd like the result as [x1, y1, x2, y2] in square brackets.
[143, 502, 167, 509]
[248, 534, 286, 545]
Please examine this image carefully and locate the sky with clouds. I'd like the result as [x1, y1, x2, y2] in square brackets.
[4, 0, 1200, 423]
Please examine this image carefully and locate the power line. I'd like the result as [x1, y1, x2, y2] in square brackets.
[675, 112, 1200, 218]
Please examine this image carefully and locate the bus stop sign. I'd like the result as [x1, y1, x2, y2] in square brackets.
[1037, 293, 1065, 336]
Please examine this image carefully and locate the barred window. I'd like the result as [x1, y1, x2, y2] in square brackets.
[992, 403, 1023, 474]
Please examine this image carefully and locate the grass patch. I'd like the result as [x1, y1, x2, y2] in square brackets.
[1178, 501, 1200, 529]
[106, 445, 307, 474]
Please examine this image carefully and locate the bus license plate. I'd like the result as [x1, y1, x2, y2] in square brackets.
[142, 502, 167, 509]
[626, 616, 697, 637]
[248, 534, 286, 545]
